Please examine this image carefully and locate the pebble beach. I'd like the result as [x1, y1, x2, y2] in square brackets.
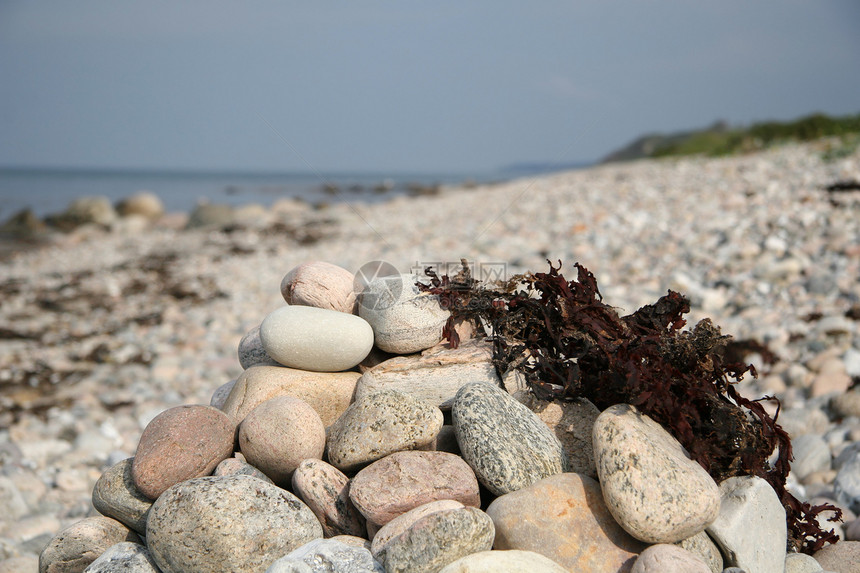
[2, 139, 860, 572]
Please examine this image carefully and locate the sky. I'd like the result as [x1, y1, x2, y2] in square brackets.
[1, 1, 859, 174]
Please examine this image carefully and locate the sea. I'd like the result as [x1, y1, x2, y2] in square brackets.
[0, 160, 597, 222]
[0, 165, 587, 222]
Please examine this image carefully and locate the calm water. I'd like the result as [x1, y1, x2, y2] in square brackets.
[0, 167, 516, 220]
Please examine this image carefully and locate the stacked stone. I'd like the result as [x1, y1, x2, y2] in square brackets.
[36, 261, 854, 573]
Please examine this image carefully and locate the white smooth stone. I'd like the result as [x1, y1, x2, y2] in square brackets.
[260, 305, 373, 372]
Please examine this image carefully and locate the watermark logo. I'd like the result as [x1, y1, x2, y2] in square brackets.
[354, 260, 401, 311]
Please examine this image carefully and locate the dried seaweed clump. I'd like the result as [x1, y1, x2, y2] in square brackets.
[418, 259, 840, 554]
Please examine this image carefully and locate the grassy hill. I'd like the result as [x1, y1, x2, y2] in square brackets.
[601, 112, 860, 163]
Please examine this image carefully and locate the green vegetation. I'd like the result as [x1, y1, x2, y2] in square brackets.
[602, 112, 860, 163]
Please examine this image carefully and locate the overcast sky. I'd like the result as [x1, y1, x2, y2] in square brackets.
[1, 1, 859, 173]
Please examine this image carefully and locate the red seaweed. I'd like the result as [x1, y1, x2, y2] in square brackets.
[418, 259, 841, 553]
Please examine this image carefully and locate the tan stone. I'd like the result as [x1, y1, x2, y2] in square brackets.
[486, 473, 644, 572]
[219, 365, 360, 427]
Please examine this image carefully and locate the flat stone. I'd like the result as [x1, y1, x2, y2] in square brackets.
[593, 403, 720, 543]
[220, 365, 360, 427]
[631, 544, 711, 573]
[374, 506, 494, 573]
[280, 261, 357, 314]
[371, 500, 465, 555]
[238, 325, 279, 369]
[38, 516, 140, 573]
[291, 459, 366, 538]
[91, 458, 153, 535]
[146, 475, 323, 573]
[238, 396, 326, 486]
[213, 457, 274, 483]
[355, 339, 501, 410]
[0, 477, 28, 524]
[350, 451, 480, 528]
[675, 530, 723, 573]
[357, 274, 449, 354]
[260, 305, 373, 372]
[791, 434, 832, 481]
[83, 542, 159, 572]
[131, 405, 235, 500]
[326, 389, 443, 472]
[0, 556, 39, 573]
[452, 382, 565, 496]
[706, 475, 786, 573]
[518, 395, 600, 478]
[784, 552, 825, 573]
[437, 549, 567, 573]
[485, 473, 644, 572]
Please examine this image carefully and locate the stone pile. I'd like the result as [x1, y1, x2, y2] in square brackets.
[32, 260, 853, 573]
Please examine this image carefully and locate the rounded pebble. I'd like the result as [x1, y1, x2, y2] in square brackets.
[350, 451, 480, 528]
[266, 538, 383, 573]
[375, 506, 495, 573]
[593, 403, 721, 543]
[239, 396, 325, 485]
[39, 516, 140, 573]
[291, 459, 366, 538]
[146, 475, 323, 573]
[326, 389, 443, 472]
[82, 541, 159, 573]
[280, 261, 357, 314]
[358, 273, 449, 354]
[260, 305, 373, 372]
[452, 382, 565, 496]
[437, 549, 567, 573]
[238, 325, 279, 369]
[814, 539, 860, 572]
[91, 458, 153, 535]
[631, 544, 711, 573]
[131, 405, 235, 500]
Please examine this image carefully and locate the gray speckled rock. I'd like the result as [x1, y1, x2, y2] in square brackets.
[350, 451, 480, 528]
[675, 530, 723, 573]
[213, 457, 275, 483]
[518, 395, 600, 478]
[220, 365, 360, 427]
[706, 475, 786, 573]
[375, 506, 495, 573]
[593, 403, 720, 544]
[266, 539, 382, 573]
[146, 475, 323, 573]
[437, 549, 567, 573]
[260, 305, 373, 372]
[238, 396, 326, 486]
[39, 516, 140, 573]
[326, 389, 443, 472]
[371, 500, 465, 557]
[280, 262, 357, 314]
[631, 544, 711, 573]
[91, 458, 153, 535]
[238, 325, 279, 369]
[452, 382, 565, 496]
[784, 552, 824, 573]
[83, 542, 159, 572]
[354, 340, 501, 410]
[291, 459, 366, 538]
[358, 273, 449, 354]
[486, 473, 644, 573]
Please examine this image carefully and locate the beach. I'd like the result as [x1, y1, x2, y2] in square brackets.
[2, 140, 860, 566]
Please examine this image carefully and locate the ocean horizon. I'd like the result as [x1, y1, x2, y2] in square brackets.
[0, 162, 592, 221]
